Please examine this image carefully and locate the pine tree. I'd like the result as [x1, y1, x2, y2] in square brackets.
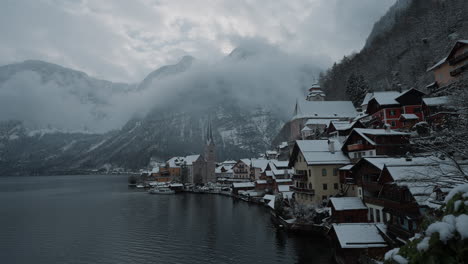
[346, 73, 369, 107]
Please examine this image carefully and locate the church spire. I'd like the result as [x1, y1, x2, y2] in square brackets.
[206, 119, 214, 145]
[293, 98, 302, 117]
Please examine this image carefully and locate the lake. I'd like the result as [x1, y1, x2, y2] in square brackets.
[0, 175, 333, 264]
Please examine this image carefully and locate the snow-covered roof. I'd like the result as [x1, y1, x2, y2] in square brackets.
[276, 179, 293, 183]
[350, 128, 410, 146]
[423, 96, 450, 106]
[305, 118, 338, 126]
[167, 156, 186, 167]
[185, 154, 200, 165]
[296, 140, 350, 165]
[282, 191, 294, 199]
[169, 183, 184, 187]
[301, 126, 313, 132]
[256, 180, 267, 184]
[239, 159, 252, 167]
[266, 150, 278, 155]
[272, 160, 289, 168]
[151, 167, 160, 174]
[363, 156, 441, 171]
[364, 91, 402, 106]
[339, 164, 354, 171]
[267, 199, 275, 209]
[251, 159, 270, 172]
[293, 99, 358, 120]
[332, 223, 388, 249]
[400, 113, 419, 120]
[263, 194, 276, 201]
[330, 197, 367, 211]
[427, 40, 468, 71]
[232, 182, 255, 188]
[278, 185, 291, 192]
[330, 120, 358, 131]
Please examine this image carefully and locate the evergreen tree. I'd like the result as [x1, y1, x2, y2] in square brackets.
[346, 73, 369, 107]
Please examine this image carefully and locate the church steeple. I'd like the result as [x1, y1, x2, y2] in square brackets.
[206, 120, 214, 145]
[293, 98, 302, 117]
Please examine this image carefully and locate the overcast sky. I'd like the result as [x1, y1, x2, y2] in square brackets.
[0, 0, 396, 83]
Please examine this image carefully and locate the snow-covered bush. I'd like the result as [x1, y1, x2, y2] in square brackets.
[384, 184, 468, 263]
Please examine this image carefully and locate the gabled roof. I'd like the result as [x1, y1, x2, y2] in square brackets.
[232, 182, 255, 188]
[251, 159, 270, 172]
[305, 118, 338, 126]
[332, 224, 388, 249]
[427, 40, 468, 71]
[293, 99, 357, 120]
[329, 120, 362, 131]
[359, 156, 439, 171]
[185, 154, 201, 165]
[365, 91, 402, 106]
[291, 140, 350, 166]
[329, 197, 367, 211]
[342, 128, 410, 147]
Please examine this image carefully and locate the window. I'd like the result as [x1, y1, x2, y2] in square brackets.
[333, 168, 338, 176]
[308, 183, 312, 189]
[322, 169, 327, 176]
[358, 188, 362, 196]
[308, 169, 312, 178]
[322, 195, 327, 201]
[391, 121, 396, 127]
[376, 209, 381, 222]
[389, 110, 396, 116]
[334, 183, 338, 190]
[323, 184, 328, 190]
[369, 208, 374, 222]
[414, 107, 421, 113]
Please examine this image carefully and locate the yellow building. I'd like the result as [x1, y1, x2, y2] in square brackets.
[289, 140, 350, 206]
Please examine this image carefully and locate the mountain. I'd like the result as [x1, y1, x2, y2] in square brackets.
[0, 46, 318, 175]
[320, 0, 468, 100]
[137, 55, 194, 90]
[0, 60, 137, 132]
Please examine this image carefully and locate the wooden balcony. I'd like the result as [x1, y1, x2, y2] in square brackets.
[347, 143, 374, 151]
[291, 186, 315, 195]
[387, 224, 414, 241]
[292, 173, 306, 180]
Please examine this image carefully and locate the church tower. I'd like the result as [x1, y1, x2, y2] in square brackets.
[203, 120, 216, 183]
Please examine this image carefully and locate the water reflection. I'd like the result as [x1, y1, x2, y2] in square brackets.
[0, 175, 333, 264]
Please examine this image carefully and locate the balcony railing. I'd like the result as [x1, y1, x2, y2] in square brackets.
[291, 186, 315, 195]
[347, 143, 374, 151]
[292, 173, 306, 180]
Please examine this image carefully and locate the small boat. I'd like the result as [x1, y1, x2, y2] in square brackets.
[136, 184, 145, 189]
[148, 187, 175, 195]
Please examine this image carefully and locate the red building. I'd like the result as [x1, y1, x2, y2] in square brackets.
[364, 89, 425, 129]
[341, 128, 410, 162]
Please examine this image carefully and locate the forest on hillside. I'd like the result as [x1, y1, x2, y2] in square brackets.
[320, 0, 468, 101]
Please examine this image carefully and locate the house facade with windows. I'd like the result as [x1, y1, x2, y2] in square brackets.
[289, 140, 350, 206]
[427, 40, 468, 88]
[341, 128, 410, 162]
[364, 89, 425, 129]
[232, 159, 251, 180]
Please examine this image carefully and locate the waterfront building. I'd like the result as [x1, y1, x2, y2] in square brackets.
[232, 159, 252, 180]
[289, 140, 350, 206]
[328, 197, 368, 223]
[329, 223, 389, 264]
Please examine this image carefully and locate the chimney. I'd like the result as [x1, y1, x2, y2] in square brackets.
[405, 152, 412, 162]
[328, 139, 335, 154]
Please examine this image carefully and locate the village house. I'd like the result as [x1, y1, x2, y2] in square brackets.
[328, 197, 368, 223]
[265, 150, 278, 160]
[421, 96, 458, 129]
[165, 156, 186, 181]
[427, 40, 468, 89]
[329, 223, 389, 264]
[341, 128, 410, 163]
[289, 140, 350, 206]
[182, 154, 200, 184]
[232, 159, 251, 180]
[327, 120, 365, 141]
[363, 89, 426, 129]
[250, 159, 270, 180]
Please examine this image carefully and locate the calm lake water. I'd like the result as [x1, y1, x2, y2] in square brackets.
[0, 175, 333, 264]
